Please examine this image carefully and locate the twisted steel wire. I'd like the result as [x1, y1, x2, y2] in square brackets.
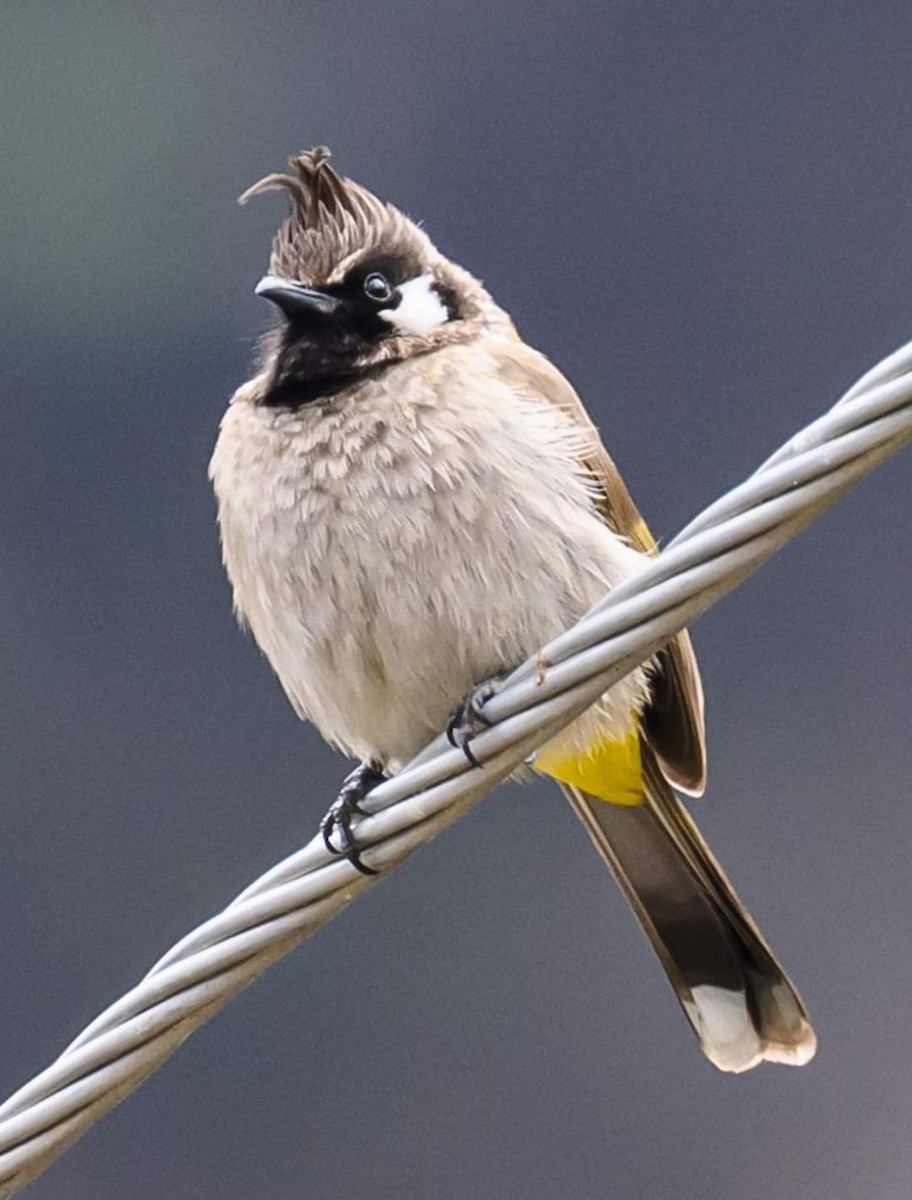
[2, 336, 912, 1196]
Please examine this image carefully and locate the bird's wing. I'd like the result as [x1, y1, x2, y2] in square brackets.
[490, 337, 707, 795]
[487, 341, 818, 1074]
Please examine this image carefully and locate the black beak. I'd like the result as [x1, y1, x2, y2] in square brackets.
[254, 274, 343, 319]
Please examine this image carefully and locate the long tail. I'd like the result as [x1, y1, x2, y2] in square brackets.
[560, 747, 817, 1072]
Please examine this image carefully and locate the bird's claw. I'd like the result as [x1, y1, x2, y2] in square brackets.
[446, 674, 506, 768]
[320, 759, 385, 876]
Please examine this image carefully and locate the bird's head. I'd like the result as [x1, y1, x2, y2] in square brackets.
[241, 147, 513, 406]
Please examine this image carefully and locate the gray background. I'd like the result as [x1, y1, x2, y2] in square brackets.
[2, 3, 911, 1197]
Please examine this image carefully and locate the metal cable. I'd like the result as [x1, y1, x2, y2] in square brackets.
[2, 337, 912, 1196]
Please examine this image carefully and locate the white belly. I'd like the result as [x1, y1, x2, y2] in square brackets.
[210, 350, 651, 770]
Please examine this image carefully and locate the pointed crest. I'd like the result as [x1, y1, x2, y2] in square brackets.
[239, 147, 432, 284]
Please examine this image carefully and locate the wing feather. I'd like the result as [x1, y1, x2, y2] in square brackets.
[491, 338, 707, 795]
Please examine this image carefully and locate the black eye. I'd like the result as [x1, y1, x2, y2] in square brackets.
[363, 272, 393, 303]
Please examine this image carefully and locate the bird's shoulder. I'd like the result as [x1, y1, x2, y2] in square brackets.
[481, 336, 654, 550]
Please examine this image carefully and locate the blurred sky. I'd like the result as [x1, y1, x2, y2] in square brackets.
[2, 3, 912, 1198]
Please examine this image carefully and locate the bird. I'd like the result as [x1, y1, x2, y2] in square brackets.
[209, 146, 817, 1073]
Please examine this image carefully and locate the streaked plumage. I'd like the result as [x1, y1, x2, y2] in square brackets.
[211, 149, 816, 1072]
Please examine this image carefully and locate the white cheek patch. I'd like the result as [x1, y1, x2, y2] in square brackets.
[380, 274, 449, 336]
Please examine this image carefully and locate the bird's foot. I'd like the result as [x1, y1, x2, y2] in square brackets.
[446, 673, 507, 768]
[320, 759, 386, 876]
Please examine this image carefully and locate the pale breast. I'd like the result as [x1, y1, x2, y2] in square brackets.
[209, 345, 651, 769]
